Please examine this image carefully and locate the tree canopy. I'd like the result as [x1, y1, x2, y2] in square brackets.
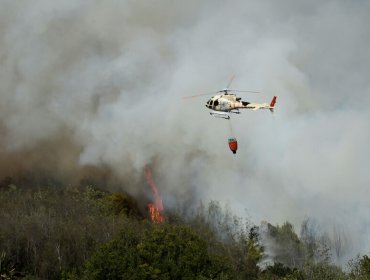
[0, 185, 368, 279]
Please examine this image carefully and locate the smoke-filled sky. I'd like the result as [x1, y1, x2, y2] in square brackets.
[1, 0, 369, 262]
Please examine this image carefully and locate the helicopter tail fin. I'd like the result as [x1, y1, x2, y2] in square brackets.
[269, 96, 277, 113]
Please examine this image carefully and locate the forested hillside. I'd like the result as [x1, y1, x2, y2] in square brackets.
[0, 184, 369, 279]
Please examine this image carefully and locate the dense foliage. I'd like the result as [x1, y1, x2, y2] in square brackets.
[0, 185, 369, 279]
[83, 224, 235, 279]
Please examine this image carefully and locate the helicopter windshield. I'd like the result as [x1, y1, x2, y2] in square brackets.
[205, 99, 211, 108]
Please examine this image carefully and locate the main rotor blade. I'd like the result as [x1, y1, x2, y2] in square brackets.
[229, 89, 260, 93]
[182, 92, 217, 99]
[225, 74, 236, 89]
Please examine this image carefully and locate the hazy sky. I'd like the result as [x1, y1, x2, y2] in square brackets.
[0, 0, 369, 262]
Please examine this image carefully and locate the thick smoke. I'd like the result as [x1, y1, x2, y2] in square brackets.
[1, 0, 369, 263]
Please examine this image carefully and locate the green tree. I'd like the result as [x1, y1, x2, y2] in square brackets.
[263, 222, 305, 267]
[83, 225, 144, 280]
[184, 201, 263, 279]
[301, 262, 346, 280]
[109, 192, 143, 218]
[0, 186, 129, 279]
[348, 254, 370, 280]
[258, 262, 303, 280]
[83, 223, 235, 279]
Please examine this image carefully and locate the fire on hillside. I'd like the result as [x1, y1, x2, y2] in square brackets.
[144, 166, 165, 223]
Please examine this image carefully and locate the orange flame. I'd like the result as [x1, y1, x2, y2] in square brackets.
[145, 166, 165, 223]
[147, 203, 165, 223]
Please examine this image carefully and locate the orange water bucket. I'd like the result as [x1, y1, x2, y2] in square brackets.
[228, 138, 238, 154]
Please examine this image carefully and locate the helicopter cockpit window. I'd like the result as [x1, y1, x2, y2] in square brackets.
[214, 100, 219, 106]
[210, 100, 214, 106]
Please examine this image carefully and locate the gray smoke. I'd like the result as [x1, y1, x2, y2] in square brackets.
[0, 0, 369, 263]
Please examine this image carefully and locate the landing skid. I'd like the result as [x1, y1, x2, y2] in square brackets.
[209, 109, 241, 120]
[210, 111, 230, 119]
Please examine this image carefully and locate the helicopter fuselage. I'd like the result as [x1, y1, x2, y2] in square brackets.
[205, 93, 273, 112]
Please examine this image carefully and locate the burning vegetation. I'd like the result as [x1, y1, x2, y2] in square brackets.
[145, 166, 165, 223]
[0, 182, 369, 279]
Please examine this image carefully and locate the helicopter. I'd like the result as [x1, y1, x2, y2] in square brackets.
[184, 76, 277, 119]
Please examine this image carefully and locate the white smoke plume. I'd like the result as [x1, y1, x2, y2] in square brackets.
[0, 0, 369, 263]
